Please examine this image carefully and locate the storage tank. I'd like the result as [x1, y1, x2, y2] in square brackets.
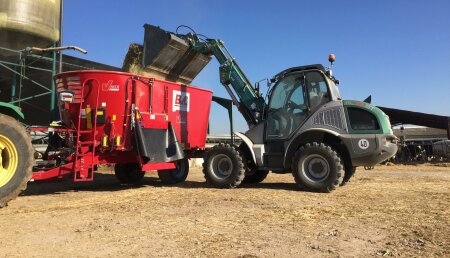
[0, 0, 61, 54]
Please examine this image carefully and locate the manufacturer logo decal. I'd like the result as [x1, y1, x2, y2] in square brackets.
[172, 90, 190, 112]
[102, 80, 120, 91]
[358, 139, 370, 150]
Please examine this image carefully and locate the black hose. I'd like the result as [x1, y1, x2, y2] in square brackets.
[176, 25, 197, 35]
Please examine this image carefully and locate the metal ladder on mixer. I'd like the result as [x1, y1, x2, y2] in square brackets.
[72, 80, 101, 182]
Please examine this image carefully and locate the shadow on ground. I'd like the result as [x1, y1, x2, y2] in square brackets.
[22, 172, 300, 197]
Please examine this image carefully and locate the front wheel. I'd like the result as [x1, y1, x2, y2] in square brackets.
[158, 158, 189, 184]
[291, 142, 344, 193]
[202, 144, 245, 188]
[0, 114, 34, 208]
[340, 166, 356, 186]
[242, 169, 269, 184]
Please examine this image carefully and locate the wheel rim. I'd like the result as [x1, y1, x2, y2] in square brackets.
[0, 135, 19, 188]
[300, 154, 330, 183]
[209, 154, 233, 179]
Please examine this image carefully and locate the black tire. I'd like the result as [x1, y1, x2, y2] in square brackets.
[114, 163, 145, 185]
[158, 158, 189, 184]
[202, 143, 245, 188]
[0, 114, 33, 208]
[291, 142, 344, 193]
[242, 169, 269, 184]
[340, 166, 356, 186]
[238, 142, 269, 184]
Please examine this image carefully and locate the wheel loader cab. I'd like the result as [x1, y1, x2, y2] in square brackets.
[266, 69, 332, 140]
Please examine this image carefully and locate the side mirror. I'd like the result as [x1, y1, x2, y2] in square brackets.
[255, 82, 260, 95]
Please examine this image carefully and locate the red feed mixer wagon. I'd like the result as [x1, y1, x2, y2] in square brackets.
[32, 70, 212, 184]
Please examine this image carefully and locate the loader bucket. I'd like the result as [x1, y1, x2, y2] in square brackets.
[142, 24, 212, 85]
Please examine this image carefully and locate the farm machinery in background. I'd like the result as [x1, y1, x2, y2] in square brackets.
[1, 23, 400, 207]
[377, 107, 450, 163]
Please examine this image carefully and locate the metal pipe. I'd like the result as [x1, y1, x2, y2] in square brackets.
[11, 72, 16, 102]
[29, 46, 87, 55]
[10, 92, 52, 104]
[59, 0, 64, 73]
[51, 44, 57, 110]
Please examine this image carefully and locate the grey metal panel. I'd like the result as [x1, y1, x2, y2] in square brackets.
[313, 106, 347, 131]
[245, 121, 265, 144]
[299, 100, 348, 134]
[0, 0, 60, 53]
[142, 24, 211, 85]
[432, 140, 450, 159]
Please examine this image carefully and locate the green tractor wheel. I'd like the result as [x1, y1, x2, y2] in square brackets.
[0, 114, 34, 207]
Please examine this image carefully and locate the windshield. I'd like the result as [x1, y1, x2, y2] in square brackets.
[269, 70, 331, 111]
[266, 70, 331, 138]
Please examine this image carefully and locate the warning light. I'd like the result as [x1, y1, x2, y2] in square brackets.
[328, 54, 335, 64]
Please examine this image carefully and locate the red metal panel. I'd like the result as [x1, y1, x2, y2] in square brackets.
[141, 162, 176, 171]
[55, 70, 212, 152]
[152, 79, 212, 149]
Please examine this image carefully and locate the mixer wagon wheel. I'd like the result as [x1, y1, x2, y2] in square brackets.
[114, 163, 145, 185]
[158, 158, 189, 184]
[202, 143, 245, 188]
[0, 114, 33, 208]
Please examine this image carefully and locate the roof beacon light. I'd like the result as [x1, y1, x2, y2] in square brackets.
[328, 54, 335, 66]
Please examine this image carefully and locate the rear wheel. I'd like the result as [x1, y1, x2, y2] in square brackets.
[158, 158, 189, 184]
[202, 143, 245, 188]
[0, 114, 33, 208]
[114, 163, 145, 185]
[291, 142, 344, 193]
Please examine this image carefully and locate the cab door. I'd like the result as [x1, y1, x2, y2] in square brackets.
[265, 72, 308, 140]
[264, 72, 309, 168]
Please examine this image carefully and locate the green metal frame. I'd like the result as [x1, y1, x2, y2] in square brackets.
[0, 45, 92, 114]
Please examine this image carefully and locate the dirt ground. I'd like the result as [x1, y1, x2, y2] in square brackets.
[0, 164, 449, 257]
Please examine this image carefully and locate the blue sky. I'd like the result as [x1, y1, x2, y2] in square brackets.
[64, 0, 450, 133]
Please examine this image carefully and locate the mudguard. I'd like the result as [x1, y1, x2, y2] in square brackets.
[133, 121, 184, 163]
[234, 132, 258, 165]
[0, 102, 24, 120]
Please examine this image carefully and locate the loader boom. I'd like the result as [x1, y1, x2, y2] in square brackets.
[176, 33, 266, 126]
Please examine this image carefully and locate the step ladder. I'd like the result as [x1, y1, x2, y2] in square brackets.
[72, 82, 101, 182]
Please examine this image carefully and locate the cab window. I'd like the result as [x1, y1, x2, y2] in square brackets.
[266, 70, 331, 139]
[266, 73, 308, 139]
